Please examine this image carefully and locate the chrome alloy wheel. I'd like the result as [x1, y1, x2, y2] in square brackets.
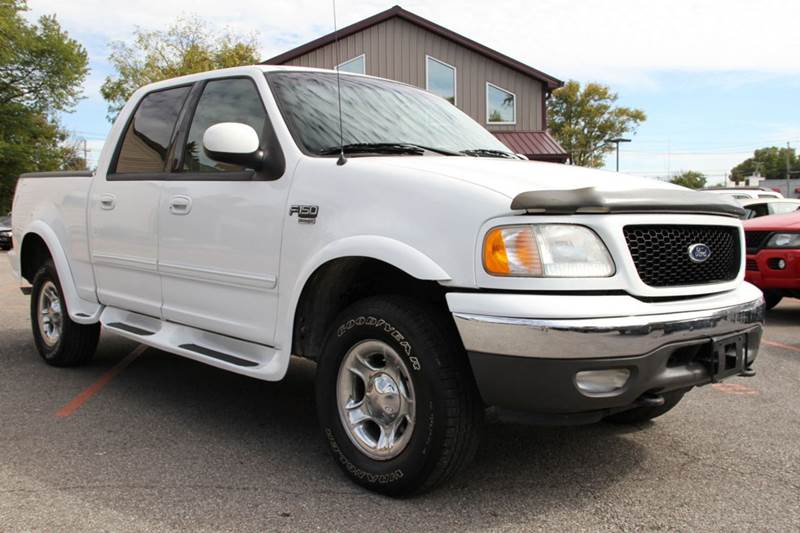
[336, 339, 416, 461]
[37, 280, 63, 348]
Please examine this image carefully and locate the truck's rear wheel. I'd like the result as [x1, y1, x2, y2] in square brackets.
[315, 296, 482, 496]
[604, 390, 686, 424]
[30, 260, 100, 367]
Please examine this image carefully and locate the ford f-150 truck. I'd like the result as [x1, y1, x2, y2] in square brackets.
[8, 66, 764, 495]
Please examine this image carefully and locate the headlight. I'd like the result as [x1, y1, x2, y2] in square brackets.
[483, 224, 615, 277]
[766, 233, 800, 248]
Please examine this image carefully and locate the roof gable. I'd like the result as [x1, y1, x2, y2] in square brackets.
[263, 5, 563, 90]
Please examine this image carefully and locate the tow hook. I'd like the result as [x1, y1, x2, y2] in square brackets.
[639, 393, 665, 407]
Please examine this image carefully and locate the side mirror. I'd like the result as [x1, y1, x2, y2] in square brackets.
[202, 122, 264, 170]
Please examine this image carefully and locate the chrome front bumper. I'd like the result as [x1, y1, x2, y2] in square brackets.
[446, 284, 765, 415]
[453, 297, 765, 359]
[448, 284, 765, 360]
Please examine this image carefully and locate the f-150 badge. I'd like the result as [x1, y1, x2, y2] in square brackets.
[289, 205, 319, 224]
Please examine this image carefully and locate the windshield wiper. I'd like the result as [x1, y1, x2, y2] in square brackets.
[460, 149, 518, 159]
[318, 143, 463, 157]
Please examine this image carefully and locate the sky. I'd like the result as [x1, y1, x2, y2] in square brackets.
[25, 0, 800, 184]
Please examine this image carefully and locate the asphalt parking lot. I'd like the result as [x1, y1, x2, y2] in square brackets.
[0, 253, 798, 532]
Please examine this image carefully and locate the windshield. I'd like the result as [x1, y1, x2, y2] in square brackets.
[266, 71, 515, 157]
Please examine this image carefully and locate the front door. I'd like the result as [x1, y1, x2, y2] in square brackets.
[90, 85, 192, 317]
[158, 76, 288, 345]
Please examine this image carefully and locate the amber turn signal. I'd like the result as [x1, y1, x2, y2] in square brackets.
[482, 226, 543, 276]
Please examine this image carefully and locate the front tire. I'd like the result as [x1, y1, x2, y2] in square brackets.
[315, 296, 482, 496]
[30, 260, 100, 367]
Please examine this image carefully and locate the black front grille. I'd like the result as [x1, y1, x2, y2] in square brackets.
[746, 258, 759, 271]
[624, 225, 741, 287]
[745, 231, 771, 253]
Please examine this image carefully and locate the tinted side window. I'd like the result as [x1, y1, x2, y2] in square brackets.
[183, 78, 267, 172]
[769, 202, 800, 215]
[115, 86, 190, 173]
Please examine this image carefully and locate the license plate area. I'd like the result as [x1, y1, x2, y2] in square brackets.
[708, 333, 747, 381]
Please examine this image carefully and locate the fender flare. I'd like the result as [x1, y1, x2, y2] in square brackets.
[288, 234, 452, 316]
[274, 235, 451, 375]
[21, 222, 102, 324]
[303, 235, 451, 282]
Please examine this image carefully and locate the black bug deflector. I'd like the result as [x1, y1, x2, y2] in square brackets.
[510, 187, 746, 219]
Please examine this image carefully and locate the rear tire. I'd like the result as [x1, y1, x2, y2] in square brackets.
[764, 290, 783, 311]
[604, 390, 686, 424]
[315, 296, 482, 496]
[30, 260, 100, 367]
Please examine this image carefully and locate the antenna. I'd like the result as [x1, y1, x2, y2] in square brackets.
[332, 0, 347, 166]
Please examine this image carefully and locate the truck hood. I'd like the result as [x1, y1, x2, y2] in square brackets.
[372, 156, 743, 217]
[377, 156, 678, 199]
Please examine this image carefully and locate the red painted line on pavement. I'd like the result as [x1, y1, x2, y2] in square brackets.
[763, 339, 800, 353]
[56, 345, 148, 418]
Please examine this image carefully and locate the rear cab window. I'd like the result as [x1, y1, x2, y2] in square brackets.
[769, 202, 800, 215]
[112, 86, 191, 175]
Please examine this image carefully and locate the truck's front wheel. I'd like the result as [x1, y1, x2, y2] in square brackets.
[315, 296, 482, 496]
[30, 260, 100, 367]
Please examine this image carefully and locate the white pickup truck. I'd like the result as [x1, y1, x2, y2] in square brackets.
[8, 65, 764, 495]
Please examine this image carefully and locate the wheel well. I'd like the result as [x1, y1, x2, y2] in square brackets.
[20, 233, 51, 284]
[292, 258, 450, 361]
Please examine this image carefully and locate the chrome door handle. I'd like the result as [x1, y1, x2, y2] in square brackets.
[169, 195, 192, 215]
[99, 194, 116, 210]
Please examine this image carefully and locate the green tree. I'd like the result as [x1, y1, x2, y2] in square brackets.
[0, 0, 89, 213]
[101, 17, 260, 120]
[547, 80, 646, 168]
[670, 170, 707, 189]
[730, 146, 798, 182]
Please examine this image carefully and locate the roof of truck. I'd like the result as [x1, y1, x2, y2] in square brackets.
[129, 65, 407, 97]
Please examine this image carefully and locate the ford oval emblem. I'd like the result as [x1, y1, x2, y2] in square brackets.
[688, 243, 712, 263]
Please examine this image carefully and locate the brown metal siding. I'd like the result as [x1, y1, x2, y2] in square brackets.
[280, 17, 544, 131]
[492, 131, 567, 161]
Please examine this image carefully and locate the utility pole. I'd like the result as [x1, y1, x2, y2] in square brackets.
[606, 137, 631, 172]
[787, 142, 792, 198]
[785, 142, 800, 198]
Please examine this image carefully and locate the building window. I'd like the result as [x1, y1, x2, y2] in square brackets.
[337, 54, 365, 74]
[426, 56, 456, 104]
[486, 82, 516, 124]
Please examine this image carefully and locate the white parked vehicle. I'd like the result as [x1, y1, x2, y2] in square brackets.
[704, 187, 784, 200]
[8, 66, 765, 495]
[739, 198, 800, 219]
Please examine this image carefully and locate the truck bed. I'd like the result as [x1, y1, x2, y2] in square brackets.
[11, 172, 96, 301]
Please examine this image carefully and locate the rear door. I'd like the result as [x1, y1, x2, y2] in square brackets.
[158, 76, 288, 345]
[90, 85, 192, 317]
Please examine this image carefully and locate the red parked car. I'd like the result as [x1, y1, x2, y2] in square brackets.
[744, 212, 800, 309]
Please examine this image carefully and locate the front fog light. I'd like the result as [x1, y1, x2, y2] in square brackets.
[768, 258, 787, 270]
[575, 369, 630, 395]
